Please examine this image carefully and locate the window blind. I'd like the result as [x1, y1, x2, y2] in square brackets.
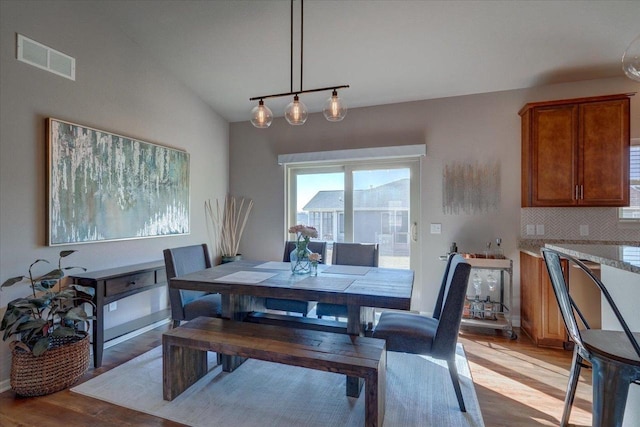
[277, 144, 426, 165]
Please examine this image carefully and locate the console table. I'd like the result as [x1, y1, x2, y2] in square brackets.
[70, 260, 167, 368]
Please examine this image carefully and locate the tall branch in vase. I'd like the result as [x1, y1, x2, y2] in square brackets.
[205, 195, 254, 258]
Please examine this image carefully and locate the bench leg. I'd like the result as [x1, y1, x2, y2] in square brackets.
[163, 340, 208, 401]
[364, 349, 386, 427]
[347, 305, 365, 397]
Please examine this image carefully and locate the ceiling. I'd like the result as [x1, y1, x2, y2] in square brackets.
[93, 0, 640, 123]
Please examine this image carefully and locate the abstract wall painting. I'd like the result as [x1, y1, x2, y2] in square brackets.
[442, 160, 500, 215]
[47, 118, 189, 245]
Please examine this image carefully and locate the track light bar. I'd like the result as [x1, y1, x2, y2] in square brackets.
[249, 85, 350, 102]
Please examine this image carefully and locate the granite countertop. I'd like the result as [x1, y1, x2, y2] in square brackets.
[518, 239, 639, 274]
[544, 243, 639, 274]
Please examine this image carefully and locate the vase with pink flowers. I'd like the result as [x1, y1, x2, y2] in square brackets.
[288, 224, 318, 274]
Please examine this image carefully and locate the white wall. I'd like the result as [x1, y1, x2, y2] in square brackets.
[230, 77, 640, 317]
[0, 1, 229, 386]
[600, 265, 640, 427]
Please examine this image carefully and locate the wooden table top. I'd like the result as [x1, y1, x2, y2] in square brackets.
[170, 259, 414, 310]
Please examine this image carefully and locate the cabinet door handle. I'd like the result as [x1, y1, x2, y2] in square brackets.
[574, 185, 579, 200]
[128, 280, 136, 286]
[580, 185, 584, 200]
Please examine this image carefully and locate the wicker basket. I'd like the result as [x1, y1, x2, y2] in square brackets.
[10, 333, 90, 396]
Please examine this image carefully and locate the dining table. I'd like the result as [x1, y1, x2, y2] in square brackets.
[169, 259, 414, 397]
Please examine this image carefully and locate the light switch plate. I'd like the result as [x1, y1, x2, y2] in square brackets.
[430, 223, 442, 234]
[526, 224, 535, 235]
[536, 224, 545, 235]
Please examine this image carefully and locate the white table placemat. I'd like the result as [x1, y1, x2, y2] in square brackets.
[213, 271, 278, 284]
[292, 277, 354, 291]
[322, 265, 371, 275]
[254, 261, 291, 271]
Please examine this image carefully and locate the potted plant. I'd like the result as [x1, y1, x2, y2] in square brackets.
[205, 195, 254, 263]
[0, 250, 95, 396]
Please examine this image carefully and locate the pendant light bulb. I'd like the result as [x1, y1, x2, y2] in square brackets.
[250, 100, 273, 128]
[285, 95, 308, 125]
[323, 89, 347, 122]
[622, 34, 640, 82]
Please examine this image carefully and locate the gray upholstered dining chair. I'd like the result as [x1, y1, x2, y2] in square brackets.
[163, 244, 222, 328]
[372, 253, 471, 412]
[316, 242, 379, 319]
[541, 248, 640, 427]
[265, 240, 327, 316]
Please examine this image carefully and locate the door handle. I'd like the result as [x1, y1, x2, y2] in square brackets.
[411, 222, 418, 242]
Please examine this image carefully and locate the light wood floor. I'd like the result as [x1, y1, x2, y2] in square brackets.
[0, 324, 592, 426]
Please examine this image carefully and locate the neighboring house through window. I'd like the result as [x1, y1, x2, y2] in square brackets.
[303, 178, 410, 255]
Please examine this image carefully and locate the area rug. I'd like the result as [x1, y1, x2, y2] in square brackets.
[72, 344, 484, 426]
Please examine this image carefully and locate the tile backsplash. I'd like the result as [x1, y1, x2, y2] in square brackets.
[521, 207, 640, 243]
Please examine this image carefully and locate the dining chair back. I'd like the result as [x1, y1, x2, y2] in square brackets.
[265, 241, 328, 316]
[163, 244, 222, 328]
[316, 243, 379, 319]
[331, 242, 379, 267]
[372, 253, 471, 411]
[281, 240, 328, 263]
[541, 248, 640, 427]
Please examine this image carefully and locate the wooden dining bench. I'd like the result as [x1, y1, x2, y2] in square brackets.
[162, 316, 387, 427]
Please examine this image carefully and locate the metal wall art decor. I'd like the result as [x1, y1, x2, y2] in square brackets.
[442, 160, 500, 215]
[47, 118, 190, 245]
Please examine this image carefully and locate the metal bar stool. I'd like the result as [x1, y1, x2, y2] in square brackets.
[541, 248, 640, 427]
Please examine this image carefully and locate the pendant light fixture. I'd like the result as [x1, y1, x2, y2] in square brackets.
[323, 89, 347, 122]
[622, 33, 640, 82]
[285, 95, 308, 125]
[250, 100, 273, 128]
[249, 0, 349, 128]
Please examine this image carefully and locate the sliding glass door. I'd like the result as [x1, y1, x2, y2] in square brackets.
[286, 159, 420, 269]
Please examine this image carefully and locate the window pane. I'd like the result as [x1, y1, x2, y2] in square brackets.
[322, 212, 333, 240]
[621, 145, 640, 220]
[353, 168, 410, 268]
[623, 246, 640, 266]
[296, 172, 344, 241]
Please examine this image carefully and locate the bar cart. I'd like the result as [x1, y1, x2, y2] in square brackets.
[459, 257, 516, 339]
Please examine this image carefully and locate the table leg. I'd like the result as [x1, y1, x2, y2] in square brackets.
[220, 293, 266, 372]
[346, 304, 365, 397]
[93, 282, 105, 368]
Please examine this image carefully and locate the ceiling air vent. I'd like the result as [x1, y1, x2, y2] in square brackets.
[17, 34, 75, 81]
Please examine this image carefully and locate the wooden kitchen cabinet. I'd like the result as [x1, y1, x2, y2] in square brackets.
[520, 93, 631, 207]
[520, 251, 567, 348]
